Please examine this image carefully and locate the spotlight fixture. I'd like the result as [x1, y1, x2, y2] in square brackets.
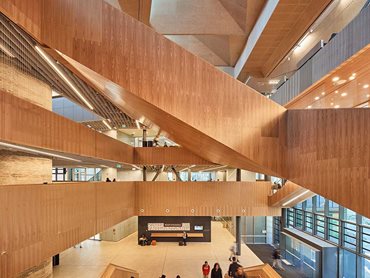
[314, 96, 320, 100]
[332, 76, 340, 82]
[341, 92, 347, 97]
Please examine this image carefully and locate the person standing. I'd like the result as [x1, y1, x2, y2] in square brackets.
[272, 249, 285, 270]
[228, 257, 241, 278]
[182, 231, 188, 246]
[202, 261, 211, 278]
[211, 263, 222, 278]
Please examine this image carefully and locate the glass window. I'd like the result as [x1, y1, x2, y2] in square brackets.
[295, 202, 303, 209]
[295, 209, 303, 229]
[343, 222, 357, 251]
[305, 197, 313, 212]
[362, 226, 370, 256]
[328, 200, 339, 218]
[315, 215, 325, 238]
[363, 217, 370, 226]
[316, 196, 325, 214]
[359, 256, 370, 278]
[305, 212, 313, 233]
[287, 208, 294, 228]
[343, 208, 357, 223]
[339, 249, 356, 278]
[328, 218, 340, 244]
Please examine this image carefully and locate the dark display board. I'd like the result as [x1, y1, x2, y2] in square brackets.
[138, 216, 211, 242]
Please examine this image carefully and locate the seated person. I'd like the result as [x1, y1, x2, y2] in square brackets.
[139, 234, 147, 246]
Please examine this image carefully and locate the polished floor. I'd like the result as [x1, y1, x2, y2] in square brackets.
[53, 221, 262, 278]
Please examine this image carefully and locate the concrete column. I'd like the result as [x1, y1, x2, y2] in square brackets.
[235, 169, 242, 255]
[236, 216, 241, 256]
[0, 61, 52, 277]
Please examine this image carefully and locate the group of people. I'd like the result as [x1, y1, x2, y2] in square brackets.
[200, 257, 245, 278]
[159, 258, 244, 278]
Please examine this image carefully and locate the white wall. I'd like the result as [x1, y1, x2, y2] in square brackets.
[100, 216, 138, 242]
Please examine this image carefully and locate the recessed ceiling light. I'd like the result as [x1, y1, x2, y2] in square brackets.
[334, 105, 340, 108]
[332, 76, 340, 82]
[307, 105, 312, 109]
[341, 92, 347, 97]
[349, 76, 355, 81]
[321, 92, 325, 96]
[335, 90, 338, 94]
[367, 94, 370, 98]
[330, 102, 334, 106]
[363, 84, 369, 89]
[314, 96, 320, 100]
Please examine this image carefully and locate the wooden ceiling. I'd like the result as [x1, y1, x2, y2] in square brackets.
[286, 46, 370, 109]
[236, 0, 333, 81]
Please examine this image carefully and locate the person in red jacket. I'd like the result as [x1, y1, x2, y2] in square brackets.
[202, 261, 211, 278]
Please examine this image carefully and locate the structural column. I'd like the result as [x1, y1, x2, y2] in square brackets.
[235, 168, 242, 255]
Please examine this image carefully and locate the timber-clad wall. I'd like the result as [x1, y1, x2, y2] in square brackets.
[0, 181, 278, 278]
[272, 5, 370, 105]
[0, 182, 135, 278]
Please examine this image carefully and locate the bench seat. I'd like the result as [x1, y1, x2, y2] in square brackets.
[150, 232, 203, 238]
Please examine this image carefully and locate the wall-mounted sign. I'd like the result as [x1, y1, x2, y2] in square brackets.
[148, 223, 190, 231]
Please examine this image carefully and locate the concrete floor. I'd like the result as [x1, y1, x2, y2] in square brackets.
[53, 221, 263, 278]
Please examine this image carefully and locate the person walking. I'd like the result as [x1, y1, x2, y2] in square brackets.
[229, 242, 239, 262]
[272, 249, 285, 271]
[211, 263, 222, 278]
[228, 257, 241, 278]
[202, 261, 211, 278]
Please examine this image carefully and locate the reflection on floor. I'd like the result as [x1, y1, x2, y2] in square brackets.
[247, 244, 309, 278]
[53, 222, 262, 278]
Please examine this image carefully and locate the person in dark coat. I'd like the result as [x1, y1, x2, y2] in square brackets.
[228, 257, 241, 277]
[211, 262, 222, 278]
[234, 266, 246, 278]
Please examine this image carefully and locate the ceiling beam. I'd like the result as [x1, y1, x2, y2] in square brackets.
[233, 0, 279, 79]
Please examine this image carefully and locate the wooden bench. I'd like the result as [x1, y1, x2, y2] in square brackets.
[151, 232, 203, 238]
